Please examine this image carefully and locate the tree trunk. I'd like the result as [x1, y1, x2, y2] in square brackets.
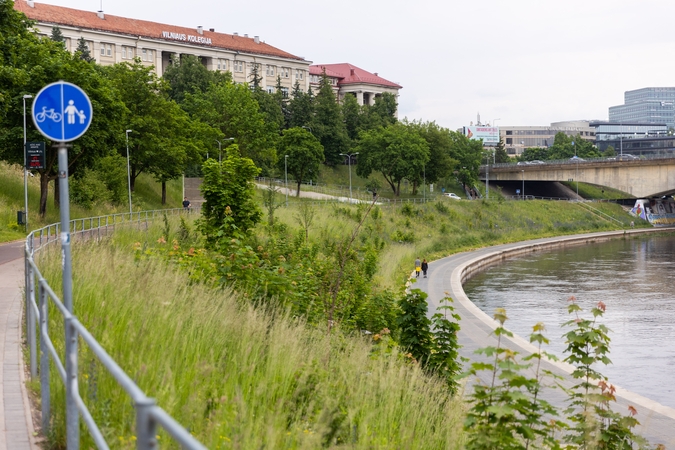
[161, 181, 166, 205]
[39, 173, 50, 217]
[54, 177, 60, 208]
[396, 180, 401, 197]
[296, 180, 302, 197]
[412, 181, 418, 195]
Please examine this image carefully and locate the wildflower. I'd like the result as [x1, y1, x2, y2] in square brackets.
[278, 267, 285, 274]
[157, 236, 166, 244]
[187, 247, 195, 256]
[373, 334, 381, 341]
[567, 295, 577, 303]
[381, 328, 390, 335]
[628, 405, 638, 416]
[257, 246, 263, 251]
[597, 301, 606, 312]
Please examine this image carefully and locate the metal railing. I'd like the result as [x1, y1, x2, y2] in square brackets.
[24, 208, 207, 450]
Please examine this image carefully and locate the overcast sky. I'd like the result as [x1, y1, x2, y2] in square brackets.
[33, 0, 675, 130]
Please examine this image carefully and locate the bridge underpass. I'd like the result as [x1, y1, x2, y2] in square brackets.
[479, 157, 675, 198]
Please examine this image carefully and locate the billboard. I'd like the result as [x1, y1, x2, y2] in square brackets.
[463, 126, 500, 145]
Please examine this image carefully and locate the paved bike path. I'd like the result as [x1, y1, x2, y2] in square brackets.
[0, 241, 39, 450]
[414, 229, 675, 446]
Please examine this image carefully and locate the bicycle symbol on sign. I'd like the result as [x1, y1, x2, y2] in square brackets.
[35, 106, 62, 123]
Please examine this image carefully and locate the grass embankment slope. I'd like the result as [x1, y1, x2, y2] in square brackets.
[0, 161, 182, 242]
[35, 191, 649, 448]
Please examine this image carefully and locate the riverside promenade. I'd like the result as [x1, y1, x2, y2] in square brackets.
[414, 228, 675, 446]
[0, 241, 38, 449]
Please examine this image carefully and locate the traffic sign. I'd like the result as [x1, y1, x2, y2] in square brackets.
[32, 81, 93, 142]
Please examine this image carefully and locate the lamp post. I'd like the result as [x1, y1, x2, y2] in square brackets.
[284, 154, 289, 207]
[216, 137, 234, 163]
[339, 152, 359, 202]
[423, 164, 426, 202]
[23, 94, 32, 232]
[521, 169, 525, 200]
[125, 129, 133, 215]
[302, 125, 312, 133]
[486, 151, 490, 200]
[573, 141, 579, 198]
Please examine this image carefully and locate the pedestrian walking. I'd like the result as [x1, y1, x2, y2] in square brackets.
[421, 258, 428, 278]
[415, 257, 421, 278]
[182, 197, 191, 212]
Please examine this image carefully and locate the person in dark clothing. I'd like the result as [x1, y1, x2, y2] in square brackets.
[182, 197, 191, 211]
[421, 259, 429, 278]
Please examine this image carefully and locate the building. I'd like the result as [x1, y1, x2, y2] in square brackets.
[609, 87, 675, 129]
[498, 121, 596, 155]
[590, 121, 672, 156]
[309, 63, 401, 107]
[14, 0, 311, 93]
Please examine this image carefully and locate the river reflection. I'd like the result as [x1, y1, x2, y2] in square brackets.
[463, 234, 675, 409]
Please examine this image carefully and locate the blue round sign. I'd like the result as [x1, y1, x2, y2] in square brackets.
[32, 81, 93, 142]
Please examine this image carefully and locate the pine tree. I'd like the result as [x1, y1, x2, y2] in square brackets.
[313, 71, 349, 166]
[494, 138, 510, 163]
[50, 26, 65, 44]
[76, 37, 94, 62]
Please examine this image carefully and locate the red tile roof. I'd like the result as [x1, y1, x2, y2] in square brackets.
[14, 0, 305, 61]
[310, 63, 401, 89]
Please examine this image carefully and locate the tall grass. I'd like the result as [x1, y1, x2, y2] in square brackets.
[38, 224, 466, 448]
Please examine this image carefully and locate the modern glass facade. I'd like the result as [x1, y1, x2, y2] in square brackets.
[590, 121, 671, 155]
[609, 88, 675, 129]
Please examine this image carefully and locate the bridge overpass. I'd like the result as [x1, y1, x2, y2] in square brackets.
[480, 156, 675, 198]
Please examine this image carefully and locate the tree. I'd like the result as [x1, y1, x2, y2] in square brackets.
[75, 37, 94, 62]
[342, 94, 362, 141]
[355, 123, 429, 196]
[104, 60, 203, 194]
[198, 147, 262, 246]
[547, 133, 600, 160]
[603, 145, 616, 158]
[311, 71, 350, 166]
[493, 138, 510, 163]
[287, 80, 313, 129]
[181, 80, 279, 172]
[277, 127, 324, 196]
[360, 92, 398, 130]
[447, 131, 483, 191]
[407, 120, 457, 191]
[50, 26, 65, 44]
[162, 54, 229, 104]
[0, 7, 125, 216]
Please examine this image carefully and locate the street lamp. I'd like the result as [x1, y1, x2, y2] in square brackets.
[125, 129, 133, 215]
[302, 125, 312, 133]
[339, 152, 359, 202]
[573, 141, 579, 198]
[23, 94, 32, 232]
[521, 169, 525, 200]
[284, 154, 289, 207]
[216, 137, 234, 163]
[485, 151, 490, 200]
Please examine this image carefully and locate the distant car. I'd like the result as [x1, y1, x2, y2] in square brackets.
[517, 161, 528, 165]
[443, 193, 461, 200]
[570, 156, 585, 161]
[529, 160, 545, 164]
[618, 154, 638, 160]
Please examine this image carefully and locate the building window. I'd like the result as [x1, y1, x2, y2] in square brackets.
[63, 37, 71, 50]
[217, 59, 228, 70]
[281, 87, 289, 98]
[234, 60, 244, 72]
[122, 46, 135, 59]
[281, 67, 290, 78]
[140, 48, 154, 62]
[266, 65, 275, 77]
[295, 69, 304, 80]
[100, 43, 113, 57]
[266, 85, 275, 94]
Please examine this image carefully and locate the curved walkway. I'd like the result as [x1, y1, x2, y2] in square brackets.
[415, 228, 675, 446]
[0, 241, 39, 449]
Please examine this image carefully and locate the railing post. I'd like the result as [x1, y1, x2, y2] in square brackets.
[39, 278, 50, 435]
[28, 257, 37, 379]
[65, 316, 79, 449]
[136, 398, 158, 450]
[24, 250, 32, 371]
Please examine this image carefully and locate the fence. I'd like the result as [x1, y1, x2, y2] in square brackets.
[24, 208, 207, 450]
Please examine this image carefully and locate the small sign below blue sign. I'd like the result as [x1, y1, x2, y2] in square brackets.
[32, 81, 93, 142]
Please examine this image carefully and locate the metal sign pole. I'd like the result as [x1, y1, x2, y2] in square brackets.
[58, 143, 79, 449]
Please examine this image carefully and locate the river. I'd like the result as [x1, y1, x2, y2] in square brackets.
[463, 233, 675, 409]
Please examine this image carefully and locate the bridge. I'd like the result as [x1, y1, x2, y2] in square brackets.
[480, 156, 675, 198]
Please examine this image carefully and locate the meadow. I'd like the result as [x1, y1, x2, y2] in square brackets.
[31, 188, 648, 447]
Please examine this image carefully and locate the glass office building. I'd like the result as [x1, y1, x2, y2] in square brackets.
[609, 88, 675, 129]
